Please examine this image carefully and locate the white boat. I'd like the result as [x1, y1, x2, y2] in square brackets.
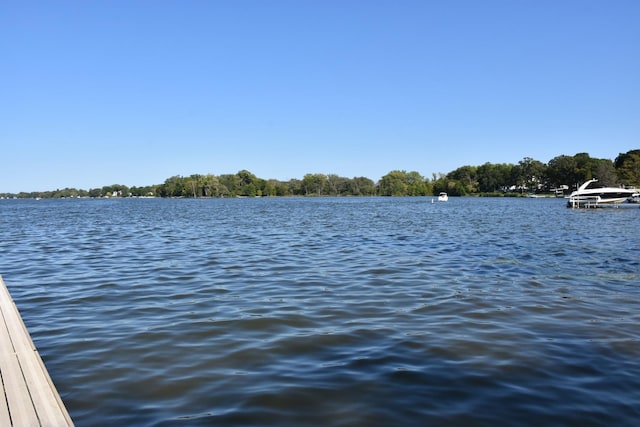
[438, 192, 448, 202]
[567, 179, 636, 207]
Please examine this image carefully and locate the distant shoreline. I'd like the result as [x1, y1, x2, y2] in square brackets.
[2, 150, 638, 199]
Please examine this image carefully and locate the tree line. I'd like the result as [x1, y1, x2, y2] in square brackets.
[2, 150, 639, 199]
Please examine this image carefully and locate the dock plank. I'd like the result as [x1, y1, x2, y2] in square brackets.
[0, 372, 10, 426]
[0, 288, 41, 426]
[0, 275, 74, 426]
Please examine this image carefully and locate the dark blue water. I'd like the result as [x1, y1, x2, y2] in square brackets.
[1, 197, 639, 426]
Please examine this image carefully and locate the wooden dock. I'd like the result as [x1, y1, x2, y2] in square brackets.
[0, 275, 74, 426]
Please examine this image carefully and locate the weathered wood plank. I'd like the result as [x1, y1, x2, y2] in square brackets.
[0, 275, 74, 426]
[2, 295, 71, 426]
[0, 286, 41, 426]
[0, 367, 11, 426]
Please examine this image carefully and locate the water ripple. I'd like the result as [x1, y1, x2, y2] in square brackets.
[1, 197, 639, 426]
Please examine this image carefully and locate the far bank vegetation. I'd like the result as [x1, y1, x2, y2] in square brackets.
[4, 150, 639, 199]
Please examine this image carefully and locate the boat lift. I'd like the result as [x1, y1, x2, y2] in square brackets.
[568, 195, 638, 209]
[569, 195, 602, 208]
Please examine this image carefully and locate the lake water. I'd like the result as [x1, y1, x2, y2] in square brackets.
[1, 197, 639, 426]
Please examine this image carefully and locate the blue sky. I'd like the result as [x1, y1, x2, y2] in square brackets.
[1, 0, 639, 192]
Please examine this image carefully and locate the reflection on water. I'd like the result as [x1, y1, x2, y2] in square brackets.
[1, 197, 639, 426]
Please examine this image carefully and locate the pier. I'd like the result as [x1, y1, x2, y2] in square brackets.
[0, 275, 74, 426]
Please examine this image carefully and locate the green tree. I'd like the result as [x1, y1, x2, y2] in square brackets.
[447, 166, 478, 195]
[261, 180, 274, 197]
[88, 188, 102, 198]
[565, 153, 619, 187]
[130, 185, 155, 197]
[350, 177, 377, 196]
[196, 174, 216, 197]
[514, 157, 547, 193]
[218, 174, 240, 196]
[593, 158, 618, 186]
[378, 170, 409, 196]
[573, 153, 594, 184]
[615, 149, 640, 186]
[476, 163, 514, 193]
[431, 173, 447, 195]
[184, 175, 200, 197]
[236, 170, 260, 196]
[302, 173, 327, 195]
[547, 155, 578, 188]
[325, 174, 347, 196]
[291, 179, 304, 195]
[406, 171, 431, 195]
[158, 176, 186, 197]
